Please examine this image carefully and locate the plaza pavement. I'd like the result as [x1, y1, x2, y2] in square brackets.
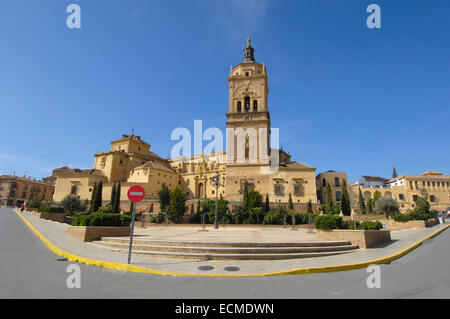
[15, 209, 450, 276]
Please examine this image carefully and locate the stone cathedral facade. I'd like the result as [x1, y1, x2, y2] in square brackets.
[52, 39, 319, 212]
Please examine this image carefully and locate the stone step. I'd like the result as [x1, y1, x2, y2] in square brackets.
[89, 243, 359, 260]
[93, 241, 359, 254]
[99, 237, 352, 248]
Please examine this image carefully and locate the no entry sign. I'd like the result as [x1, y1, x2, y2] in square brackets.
[127, 185, 145, 203]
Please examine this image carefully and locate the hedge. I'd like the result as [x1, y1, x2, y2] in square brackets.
[394, 214, 413, 223]
[360, 220, 383, 230]
[71, 213, 131, 227]
[314, 214, 342, 231]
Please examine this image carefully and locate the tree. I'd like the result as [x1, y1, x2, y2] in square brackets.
[167, 187, 187, 221]
[325, 183, 333, 214]
[27, 194, 42, 210]
[374, 196, 399, 219]
[110, 183, 116, 207]
[92, 181, 103, 213]
[415, 189, 431, 215]
[340, 180, 351, 216]
[264, 194, 270, 214]
[358, 187, 366, 214]
[288, 193, 294, 211]
[158, 183, 170, 212]
[200, 199, 229, 223]
[89, 182, 97, 212]
[367, 197, 374, 214]
[373, 190, 381, 203]
[392, 166, 398, 178]
[61, 195, 82, 215]
[245, 188, 263, 224]
[242, 181, 250, 212]
[307, 199, 313, 214]
[114, 183, 121, 213]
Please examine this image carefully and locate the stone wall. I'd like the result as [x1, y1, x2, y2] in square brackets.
[317, 230, 391, 248]
[31, 211, 65, 223]
[381, 218, 438, 230]
[66, 226, 131, 242]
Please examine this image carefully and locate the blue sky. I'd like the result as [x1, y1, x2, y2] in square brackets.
[0, 0, 449, 182]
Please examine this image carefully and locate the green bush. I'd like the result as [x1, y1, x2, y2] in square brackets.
[263, 211, 282, 225]
[360, 220, 383, 230]
[314, 214, 342, 231]
[394, 214, 413, 223]
[150, 212, 166, 224]
[340, 220, 360, 230]
[71, 213, 131, 227]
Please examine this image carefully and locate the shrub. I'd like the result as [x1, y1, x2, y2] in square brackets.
[394, 214, 413, 223]
[27, 195, 42, 210]
[360, 220, 383, 230]
[61, 195, 82, 215]
[341, 220, 360, 230]
[71, 213, 131, 227]
[314, 214, 342, 231]
[97, 205, 113, 214]
[263, 211, 281, 225]
[37, 200, 52, 213]
[150, 212, 166, 224]
[374, 197, 399, 219]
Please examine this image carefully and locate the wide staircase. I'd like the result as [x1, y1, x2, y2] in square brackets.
[90, 237, 359, 260]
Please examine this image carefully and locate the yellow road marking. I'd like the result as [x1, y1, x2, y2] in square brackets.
[13, 209, 450, 277]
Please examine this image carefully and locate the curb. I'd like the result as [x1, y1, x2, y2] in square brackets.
[13, 209, 450, 277]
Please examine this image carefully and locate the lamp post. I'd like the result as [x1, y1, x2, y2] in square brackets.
[209, 172, 225, 229]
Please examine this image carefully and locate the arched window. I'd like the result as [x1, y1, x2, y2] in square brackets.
[237, 101, 241, 112]
[253, 100, 258, 112]
[244, 96, 250, 112]
[322, 178, 327, 187]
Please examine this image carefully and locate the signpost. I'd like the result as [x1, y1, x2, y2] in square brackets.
[127, 185, 145, 264]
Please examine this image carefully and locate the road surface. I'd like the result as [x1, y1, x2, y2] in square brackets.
[1, 207, 449, 298]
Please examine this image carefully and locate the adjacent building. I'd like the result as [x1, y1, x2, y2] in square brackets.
[0, 175, 55, 207]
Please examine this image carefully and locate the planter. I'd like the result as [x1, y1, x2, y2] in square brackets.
[31, 211, 65, 223]
[381, 218, 438, 230]
[66, 226, 131, 242]
[317, 229, 391, 248]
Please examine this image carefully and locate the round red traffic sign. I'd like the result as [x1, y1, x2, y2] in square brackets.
[127, 185, 145, 203]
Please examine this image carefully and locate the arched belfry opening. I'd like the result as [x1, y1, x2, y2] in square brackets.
[244, 96, 250, 112]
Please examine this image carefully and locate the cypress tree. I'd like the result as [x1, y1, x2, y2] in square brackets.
[264, 194, 270, 213]
[158, 183, 170, 212]
[341, 180, 351, 216]
[89, 182, 97, 212]
[358, 187, 366, 214]
[93, 181, 103, 213]
[367, 198, 374, 214]
[392, 166, 398, 178]
[288, 193, 294, 211]
[242, 181, 249, 212]
[307, 199, 313, 213]
[325, 183, 333, 214]
[111, 184, 116, 207]
[114, 183, 121, 213]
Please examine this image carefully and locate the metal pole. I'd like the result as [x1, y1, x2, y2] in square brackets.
[214, 177, 219, 229]
[127, 202, 136, 264]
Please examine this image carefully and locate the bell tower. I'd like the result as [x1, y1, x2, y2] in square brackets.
[226, 38, 271, 164]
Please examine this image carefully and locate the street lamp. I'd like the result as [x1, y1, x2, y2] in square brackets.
[209, 172, 225, 229]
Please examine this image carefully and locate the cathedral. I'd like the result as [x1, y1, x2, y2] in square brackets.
[52, 39, 319, 212]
